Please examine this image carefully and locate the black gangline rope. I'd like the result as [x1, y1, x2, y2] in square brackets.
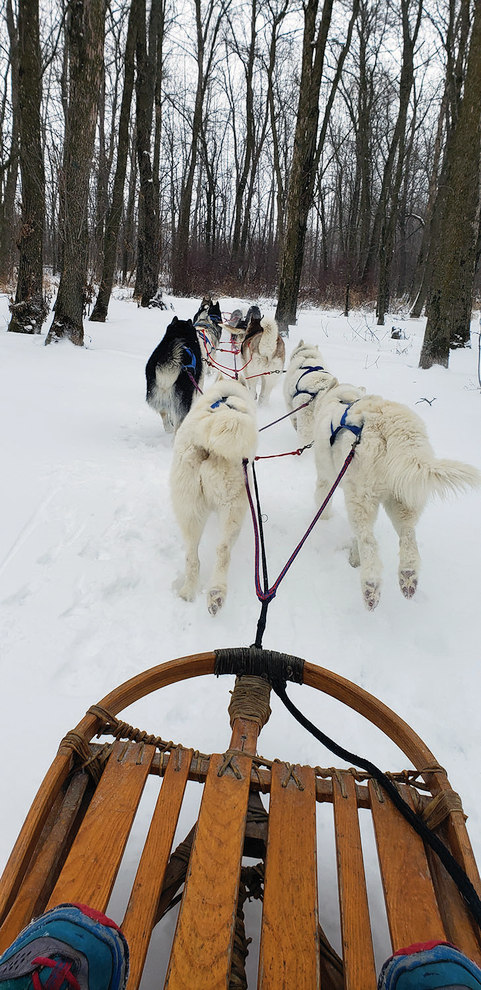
[243, 447, 481, 931]
[243, 442, 358, 648]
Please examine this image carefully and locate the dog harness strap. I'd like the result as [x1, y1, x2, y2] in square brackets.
[182, 346, 197, 373]
[294, 364, 325, 398]
[330, 401, 363, 446]
[210, 395, 229, 409]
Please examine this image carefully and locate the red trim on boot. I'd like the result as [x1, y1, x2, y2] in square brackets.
[69, 904, 122, 932]
[392, 940, 456, 957]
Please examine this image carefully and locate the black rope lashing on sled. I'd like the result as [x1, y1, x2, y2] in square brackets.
[214, 647, 304, 685]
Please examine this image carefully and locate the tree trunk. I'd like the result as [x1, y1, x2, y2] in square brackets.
[276, 0, 358, 329]
[90, 0, 137, 322]
[171, 0, 228, 296]
[46, 0, 106, 345]
[8, 0, 46, 334]
[375, 0, 421, 326]
[0, 0, 19, 285]
[420, 1, 481, 368]
[275, 0, 334, 328]
[134, 0, 161, 307]
[230, 0, 256, 271]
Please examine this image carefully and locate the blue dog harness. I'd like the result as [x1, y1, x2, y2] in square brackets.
[210, 395, 229, 410]
[294, 365, 325, 399]
[330, 400, 363, 446]
[182, 346, 198, 373]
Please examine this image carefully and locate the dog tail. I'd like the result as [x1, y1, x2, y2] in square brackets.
[426, 458, 481, 498]
[392, 456, 481, 505]
[258, 317, 279, 357]
[154, 340, 186, 389]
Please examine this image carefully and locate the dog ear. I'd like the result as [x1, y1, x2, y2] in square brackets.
[171, 315, 178, 324]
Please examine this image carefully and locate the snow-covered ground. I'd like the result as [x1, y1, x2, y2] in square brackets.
[1, 291, 480, 980]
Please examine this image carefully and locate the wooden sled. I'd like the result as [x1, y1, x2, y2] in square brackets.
[0, 647, 480, 989]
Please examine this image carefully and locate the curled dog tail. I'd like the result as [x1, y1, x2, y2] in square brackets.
[258, 317, 279, 358]
[427, 458, 481, 498]
[153, 340, 186, 390]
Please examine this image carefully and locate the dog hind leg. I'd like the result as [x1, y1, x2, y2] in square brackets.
[348, 538, 360, 567]
[207, 506, 244, 615]
[161, 410, 174, 433]
[344, 490, 382, 610]
[384, 497, 421, 599]
[177, 506, 208, 601]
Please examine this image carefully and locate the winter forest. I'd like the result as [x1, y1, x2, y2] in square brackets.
[2, 0, 481, 982]
[1, 0, 481, 365]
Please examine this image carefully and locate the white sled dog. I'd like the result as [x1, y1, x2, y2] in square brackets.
[170, 377, 258, 615]
[313, 386, 481, 610]
[239, 312, 285, 404]
[283, 340, 336, 444]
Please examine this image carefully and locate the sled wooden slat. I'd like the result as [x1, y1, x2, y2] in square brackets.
[258, 762, 320, 989]
[426, 837, 481, 965]
[164, 751, 252, 990]
[0, 771, 90, 952]
[369, 780, 446, 948]
[46, 741, 155, 912]
[0, 750, 73, 938]
[333, 771, 377, 990]
[121, 747, 192, 990]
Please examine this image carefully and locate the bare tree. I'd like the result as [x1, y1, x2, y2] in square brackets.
[410, 0, 471, 317]
[134, 0, 165, 306]
[375, 0, 423, 326]
[90, 0, 138, 321]
[275, 0, 360, 329]
[0, 0, 19, 285]
[420, 0, 481, 367]
[46, 0, 106, 345]
[8, 0, 47, 333]
[171, 0, 230, 296]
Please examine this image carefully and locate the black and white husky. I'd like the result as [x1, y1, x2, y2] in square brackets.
[170, 377, 258, 614]
[145, 316, 203, 433]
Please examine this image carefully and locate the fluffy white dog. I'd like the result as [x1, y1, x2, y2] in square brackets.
[313, 386, 481, 610]
[283, 340, 336, 444]
[240, 314, 285, 404]
[170, 377, 258, 614]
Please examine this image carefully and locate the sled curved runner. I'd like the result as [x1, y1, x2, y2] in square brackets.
[0, 649, 480, 989]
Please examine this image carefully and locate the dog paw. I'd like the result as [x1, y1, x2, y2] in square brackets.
[207, 588, 225, 615]
[399, 569, 418, 599]
[362, 581, 380, 610]
[349, 542, 360, 568]
[177, 583, 196, 602]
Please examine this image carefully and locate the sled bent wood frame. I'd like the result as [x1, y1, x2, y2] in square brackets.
[0, 649, 480, 989]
